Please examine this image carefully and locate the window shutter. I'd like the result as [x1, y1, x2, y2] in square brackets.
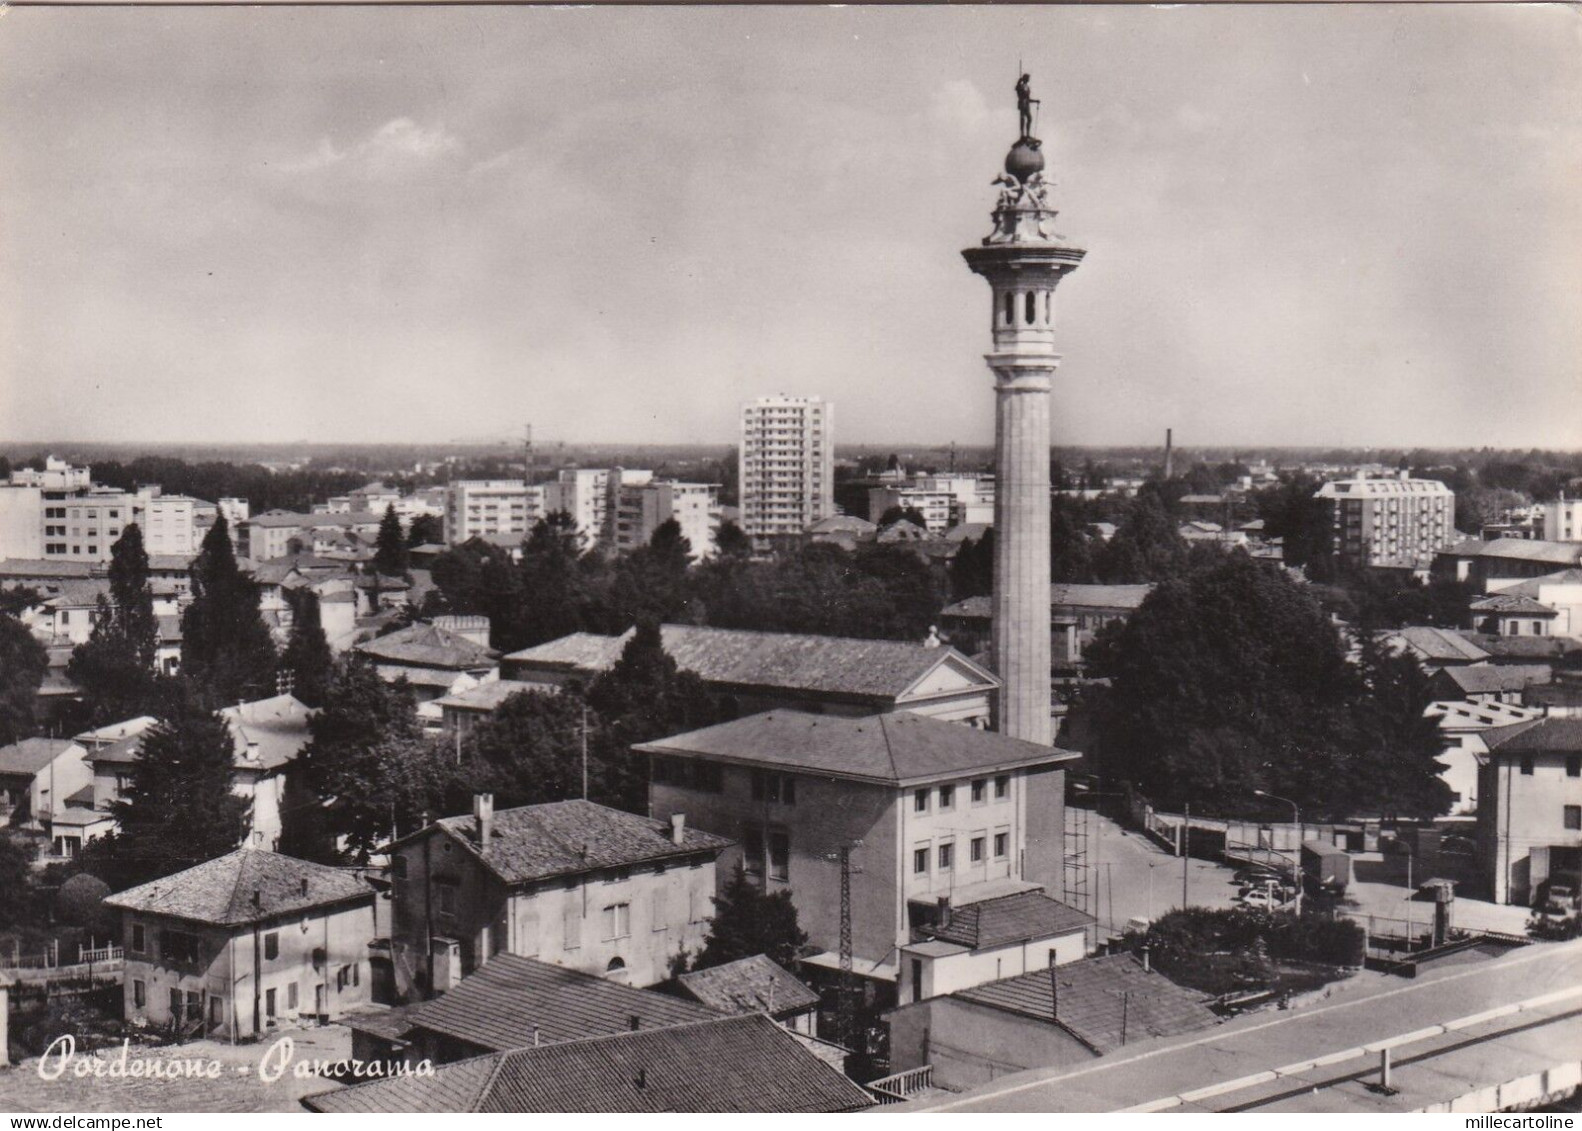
[562, 901, 582, 951]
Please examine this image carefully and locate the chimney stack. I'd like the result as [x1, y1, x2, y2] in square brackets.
[670, 813, 686, 846]
[300, 878, 309, 897]
[252, 889, 262, 908]
[936, 895, 951, 929]
[1141, 946, 1151, 973]
[629, 1014, 641, 1031]
[474, 793, 494, 846]
[1164, 428, 1174, 480]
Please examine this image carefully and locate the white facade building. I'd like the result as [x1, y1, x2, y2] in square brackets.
[1544, 497, 1582, 543]
[444, 481, 545, 545]
[739, 395, 834, 543]
[613, 481, 721, 559]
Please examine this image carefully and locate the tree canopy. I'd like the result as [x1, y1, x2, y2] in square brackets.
[0, 612, 48, 746]
[181, 517, 278, 705]
[695, 867, 809, 971]
[68, 524, 162, 724]
[374, 504, 410, 578]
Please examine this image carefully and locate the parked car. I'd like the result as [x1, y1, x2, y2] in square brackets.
[1237, 887, 1295, 912]
[1232, 864, 1287, 886]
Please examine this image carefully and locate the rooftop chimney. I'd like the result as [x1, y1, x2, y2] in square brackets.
[474, 793, 494, 846]
[670, 813, 686, 846]
[937, 895, 951, 930]
[252, 889, 262, 908]
[1141, 946, 1151, 973]
[629, 1014, 641, 1031]
[1164, 428, 1174, 480]
[300, 878, 309, 897]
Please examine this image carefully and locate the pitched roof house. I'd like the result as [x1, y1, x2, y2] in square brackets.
[303, 1013, 874, 1113]
[675, 954, 820, 1032]
[384, 797, 730, 998]
[503, 623, 998, 725]
[105, 850, 377, 1040]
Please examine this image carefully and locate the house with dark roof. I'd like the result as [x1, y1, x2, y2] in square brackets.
[636, 710, 1079, 998]
[675, 954, 820, 1034]
[356, 622, 500, 726]
[1434, 538, 1582, 589]
[105, 849, 377, 1040]
[1484, 568, 1582, 637]
[1451, 631, 1582, 666]
[363, 953, 718, 1066]
[939, 583, 1154, 666]
[385, 797, 730, 1000]
[1429, 664, 1553, 706]
[302, 1012, 874, 1113]
[1476, 717, 1582, 906]
[886, 952, 1219, 1091]
[502, 623, 998, 725]
[81, 696, 313, 852]
[1425, 698, 1543, 816]
[1468, 593, 1561, 639]
[898, 887, 1094, 1005]
[1378, 625, 1492, 672]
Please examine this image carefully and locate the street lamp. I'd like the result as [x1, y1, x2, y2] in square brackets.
[1254, 790, 1303, 916]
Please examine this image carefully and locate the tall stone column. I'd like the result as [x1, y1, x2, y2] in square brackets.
[962, 121, 1085, 745]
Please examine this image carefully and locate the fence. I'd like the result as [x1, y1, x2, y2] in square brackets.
[1, 943, 122, 972]
[867, 1065, 935, 1105]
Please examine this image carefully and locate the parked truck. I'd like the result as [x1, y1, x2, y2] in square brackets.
[1301, 841, 1352, 896]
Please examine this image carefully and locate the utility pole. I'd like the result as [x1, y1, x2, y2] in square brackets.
[838, 844, 855, 1048]
[580, 704, 590, 800]
[1048, 948, 1058, 1023]
[1182, 802, 1190, 911]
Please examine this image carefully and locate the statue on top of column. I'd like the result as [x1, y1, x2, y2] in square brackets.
[1016, 73, 1039, 141]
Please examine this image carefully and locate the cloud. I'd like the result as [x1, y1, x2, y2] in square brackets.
[929, 79, 992, 135]
[282, 117, 463, 175]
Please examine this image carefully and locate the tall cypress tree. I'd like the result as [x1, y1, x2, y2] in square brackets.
[68, 524, 162, 724]
[96, 680, 251, 888]
[181, 516, 278, 705]
[373, 504, 409, 578]
[281, 588, 335, 708]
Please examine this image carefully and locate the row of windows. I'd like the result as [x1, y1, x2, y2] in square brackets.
[912, 831, 1009, 874]
[914, 775, 1009, 814]
[1519, 754, 1582, 777]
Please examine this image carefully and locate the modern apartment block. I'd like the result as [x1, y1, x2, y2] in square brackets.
[739, 395, 833, 543]
[868, 475, 995, 534]
[613, 481, 721, 559]
[444, 480, 546, 545]
[1314, 471, 1457, 570]
[542, 468, 652, 549]
[0, 458, 196, 562]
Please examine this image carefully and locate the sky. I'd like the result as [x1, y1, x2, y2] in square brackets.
[0, 5, 1578, 450]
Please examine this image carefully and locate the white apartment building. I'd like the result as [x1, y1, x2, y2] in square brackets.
[1544, 497, 1582, 543]
[543, 468, 652, 549]
[444, 481, 546, 545]
[868, 475, 995, 534]
[739, 396, 834, 543]
[1314, 471, 1457, 570]
[613, 481, 721, 559]
[132, 489, 197, 558]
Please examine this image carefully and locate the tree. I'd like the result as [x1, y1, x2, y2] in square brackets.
[696, 868, 809, 970]
[181, 517, 278, 705]
[950, 529, 994, 601]
[281, 589, 335, 708]
[511, 513, 597, 648]
[455, 687, 591, 810]
[1256, 474, 1334, 578]
[585, 622, 722, 812]
[284, 655, 445, 862]
[714, 519, 752, 560]
[603, 519, 697, 630]
[1050, 496, 1096, 583]
[1090, 554, 1362, 815]
[0, 832, 41, 930]
[55, 873, 115, 938]
[878, 505, 928, 529]
[406, 513, 444, 548]
[1096, 494, 1191, 583]
[374, 504, 410, 577]
[67, 525, 161, 724]
[1352, 636, 1454, 820]
[93, 680, 251, 889]
[0, 613, 48, 746]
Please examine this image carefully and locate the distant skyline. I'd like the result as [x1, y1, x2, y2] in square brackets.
[2, 6, 1578, 449]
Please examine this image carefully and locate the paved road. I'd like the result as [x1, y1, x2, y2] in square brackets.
[901, 938, 1582, 1113]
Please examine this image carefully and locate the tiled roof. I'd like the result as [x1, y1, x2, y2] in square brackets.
[807, 515, 877, 535]
[0, 560, 98, 579]
[944, 522, 993, 543]
[145, 555, 195, 572]
[246, 510, 313, 528]
[219, 694, 313, 771]
[0, 738, 78, 777]
[403, 955, 717, 1052]
[1382, 626, 1491, 664]
[636, 709, 1078, 786]
[1442, 538, 1582, 566]
[104, 849, 374, 926]
[922, 890, 1094, 951]
[42, 579, 112, 608]
[1051, 583, 1155, 610]
[952, 953, 1219, 1054]
[357, 622, 499, 670]
[411, 799, 731, 887]
[304, 1014, 873, 1113]
[1482, 716, 1582, 755]
[1469, 594, 1559, 616]
[75, 717, 157, 747]
[676, 954, 820, 1016]
[507, 624, 996, 704]
[433, 680, 542, 712]
[1453, 633, 1582, 661]
[1435, 665, 1553, 695]
[1526, 681, 1582, 709]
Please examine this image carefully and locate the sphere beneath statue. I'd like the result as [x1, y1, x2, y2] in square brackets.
[1005, 140, 1045, 184]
